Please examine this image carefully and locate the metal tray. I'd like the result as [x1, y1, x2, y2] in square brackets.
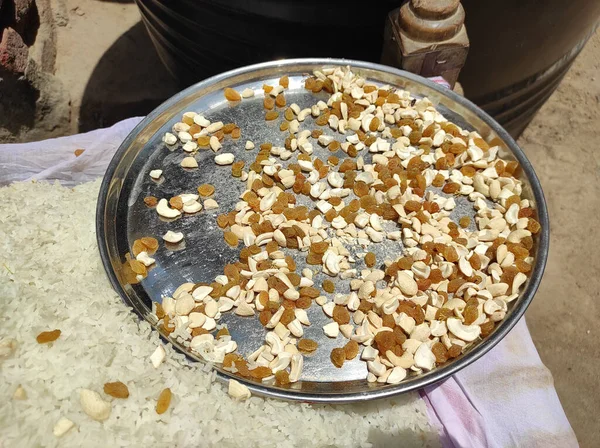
[96, 59, 549, 403]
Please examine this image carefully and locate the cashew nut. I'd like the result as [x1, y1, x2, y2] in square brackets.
[215, 153, 234, 165]
[163, 231, 184, 244]
[53, 417, 75, 437]
[181, 156, 198, 168]
[414, 343, 436, 371]
[228, 379, 251, 401]
[80, 389, 111, 421]
[447, 318, 481, 342]
[156, 199, 181, 219]
[149, 169, 162, 180]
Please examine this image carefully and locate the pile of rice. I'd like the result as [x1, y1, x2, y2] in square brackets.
[0, 180, 438, 447]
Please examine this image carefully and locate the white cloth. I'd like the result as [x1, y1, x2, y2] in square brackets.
[0, 119, 578, 448]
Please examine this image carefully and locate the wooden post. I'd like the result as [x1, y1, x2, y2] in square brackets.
[381, 0, 469, 88]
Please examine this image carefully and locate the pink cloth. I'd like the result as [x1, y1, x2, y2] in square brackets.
[0, 119, 578, 448]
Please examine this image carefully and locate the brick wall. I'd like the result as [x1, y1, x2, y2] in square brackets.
[0, 0, 36, 75]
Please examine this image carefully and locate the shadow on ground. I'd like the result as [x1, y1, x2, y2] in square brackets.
[78, 21, 180, 132]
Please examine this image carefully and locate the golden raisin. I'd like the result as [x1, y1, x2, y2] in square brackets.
[447, 344, 462, 358]
[435, 307, 454, 321]
[275, 93, 286, 108]
[263, 96, 275, 110]
[393, 327, 407, 346]
[216, 327, 230, 339]
[197, 183, 215, 197]
[279, 75, 289, 88]
[223, 353, 239, 368]
[249, 366, 273, 379]
[224, 264, 240, 282]
[473, 137, 489, 151]
[369, 117, 380, 132]
[222, 123, 236, 134]
[328, 156, 339, 166]
[197, 135, 210, 147]
[527, 218, 541, 234]
[353, 181, 369, 197]
[156, 388, 172, 414]
[224, 88, 241, 101]
[306, 252, 323, 265]
[275, 370, 291, 386]
[469, 254, 482, 270]
[444, 246, 459, 262]
[36, 329, 61, 344]
[463, 305, 479, 325]
[298, 338, 318, 353]
[480, 320, 495, 337]
[265, 111, 279, 121]
[460, 165, 477, 177]
[235, 359, 251, 377]
[328, 141, 341, 152]
[364, 252, 376, 268]
[296, 296, 312, 309]
[343, 340, 359, 360]
[104, 381, 129, 399]
[516, 259, 532, 273]
[129, 259, 147, 276]
[431, 343, 448, 364]
[518, 207, 534, 218]
[505, 195, 521, 209]
[300, 287, 320, 298]
[330, 348, 346, 368]
[459, 216, 471, 228]
[404, 200, 421, 212]
[432, 173, 445, 187]
[216, 214, 229, 228]
[224, 231, 239, 247]
[409, 130, 422, 145]
[521, 236, 534, 251]
[311, 241, 328, 254]
[417, 278, 432, 291]
[259, 310, 272, 326]
[232, 127, 241, 139]
[144, 196, 158, 207]
[397, 256, 413, 270]
[448, 278, 466, 293]
[442, 182, 460, 194]
[169, 196, 183, 210]
[322, 279, 335, 294]
[332, 305, 350, 325]
[280, 309, 295, 326]
[231, 161, 245, 177]
[374, 331, 396, 353]
[140, 237, 159, 252]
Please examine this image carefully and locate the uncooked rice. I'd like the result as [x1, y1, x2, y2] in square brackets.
[0, 180, 438, 447]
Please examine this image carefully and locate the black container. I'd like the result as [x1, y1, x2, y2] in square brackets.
[136, 0, 600, 137]
[460, 0, 600, 137]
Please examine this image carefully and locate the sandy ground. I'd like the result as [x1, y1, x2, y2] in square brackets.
[518, 30, 600, 447]
[47, 2, 600, 445]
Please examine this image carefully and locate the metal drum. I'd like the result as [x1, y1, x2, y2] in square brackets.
[136, 0, 600, 137]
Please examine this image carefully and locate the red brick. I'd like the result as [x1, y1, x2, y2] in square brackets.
[0, 27, 28, 75]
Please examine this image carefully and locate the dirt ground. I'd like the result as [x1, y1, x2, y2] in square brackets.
[518, 30, 600, 447]
[49, 2, 599, 446]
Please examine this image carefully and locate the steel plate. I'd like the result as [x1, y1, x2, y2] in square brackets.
[96, 58, 549, 403]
